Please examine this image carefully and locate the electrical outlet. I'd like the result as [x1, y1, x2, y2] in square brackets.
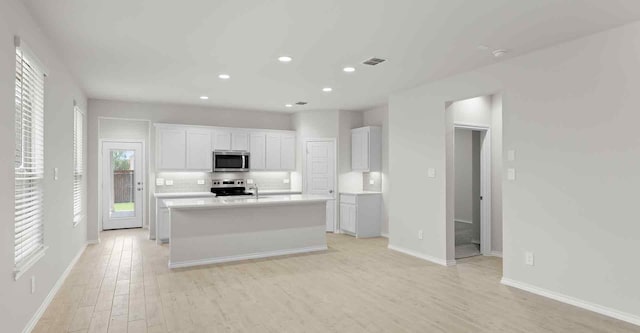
[31, 276, 36, 294]
[197, 179, 205, 185]
[369, 179, 375, 185]
[507, 150, 516, 161]
[156, 178, 165, 186]
[418, 230, 423, 240]
[165, 180, 174, 186]
[246, 179, 254, 184]
[507, 168, 516, 181]
[283, 179, 290, 184]
[427, 168, 436, 178]
[525, 251, 535, 266]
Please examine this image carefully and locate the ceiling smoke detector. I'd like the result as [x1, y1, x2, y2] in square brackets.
[492, 49, 508, 58]
[362, 57, 386, 66]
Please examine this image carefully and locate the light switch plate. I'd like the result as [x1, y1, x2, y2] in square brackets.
[156, 178, 165, 186]
[283, 179, 290, 184]
[507, 168, 516, 181]
[369, 179, 375, 185]
[507, 150, 516, 161]
[197, 179, 205, 185]
[427, 168, 436, 178]
[525, 251, 535, 266]
[165, 180, 174, 186]
[246, 179, 254, 184]
[53, 168, 59, 180]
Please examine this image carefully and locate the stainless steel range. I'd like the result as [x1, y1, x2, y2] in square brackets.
[210, 179, 254, 197]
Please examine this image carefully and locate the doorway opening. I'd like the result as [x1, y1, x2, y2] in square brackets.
[445, 94, 502, 264]
[454, 127, 489, 259]
[303, 138, 337, 232]
[101, 140, 145, 230]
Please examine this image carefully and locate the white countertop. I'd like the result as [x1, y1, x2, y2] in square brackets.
[153, 192, 216, 199]
[165, 194, 332, 209]
[259, 189, 303, 195]
[339, 191, 382, 195]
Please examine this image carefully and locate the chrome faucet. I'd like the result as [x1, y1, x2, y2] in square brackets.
[250, 184, 259, 199]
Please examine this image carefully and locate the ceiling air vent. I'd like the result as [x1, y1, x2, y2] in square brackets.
[295, 102, 308, 105]
[362, 57, 386, 66]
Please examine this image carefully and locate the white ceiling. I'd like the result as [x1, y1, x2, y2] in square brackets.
[25, 0, 640, 112]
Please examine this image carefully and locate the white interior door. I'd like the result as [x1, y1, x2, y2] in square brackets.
[102, 141, 144, 230]
[305, 140, 336, 232]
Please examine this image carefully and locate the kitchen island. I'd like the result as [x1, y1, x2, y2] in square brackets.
[164, 194, 331, 268]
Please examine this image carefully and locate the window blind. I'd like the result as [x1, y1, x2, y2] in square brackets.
[73, 106, 83, 224]
[14, 38, 46, 278]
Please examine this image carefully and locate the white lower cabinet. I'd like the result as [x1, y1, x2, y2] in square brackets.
[157, 207, 171, 242]
[339, 193, 382, 238]
[155, 193, 214, 243]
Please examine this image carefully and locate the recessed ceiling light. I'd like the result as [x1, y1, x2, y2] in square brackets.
[218, 74, 230, 79]
[199, 96, 209, 100]
[278, 56, 293, 63]
[322, 87, 333, 92]
[285, 104, 293, 108]
[343, 66, 356, 73]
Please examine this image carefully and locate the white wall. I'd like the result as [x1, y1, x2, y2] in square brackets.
[454, 129, 473, 223]
[0, 0, 88, 332]
[338, 110, 364, 192]
[87, 99, 293, 241]
[389, 21, 640, 322]
[362, 105, 390, 235]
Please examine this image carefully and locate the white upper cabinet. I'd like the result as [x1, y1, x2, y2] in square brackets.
[186, 128, 212, 170]
[157, 127, 186, 170]
[280, 133, 296, 170]
[249, 132, 266, 170]
[231, 131, 249, 151]
[213, 130, 231, 151]
[351, 126, 381, 172]
[155, 124, 295, 172]
[265, 133, 282, 170]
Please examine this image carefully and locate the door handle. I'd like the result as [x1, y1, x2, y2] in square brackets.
[329, 190, 334, 194]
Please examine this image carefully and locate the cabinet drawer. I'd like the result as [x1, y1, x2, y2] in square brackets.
[340, 194, 357, 205]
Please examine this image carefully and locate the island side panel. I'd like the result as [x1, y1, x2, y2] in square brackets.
[169, 202, 327, 268]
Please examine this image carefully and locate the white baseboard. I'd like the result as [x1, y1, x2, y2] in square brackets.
[489, 250, 502, 258]
[86, 239, 100, 245]
[387, 244, 455, 267]
[169, 245, 328, 269]
[380, 232, 389, 238]
[501, 278, 640, 327]
[23, 242, 88, 333]
[454, 219, 473, 224]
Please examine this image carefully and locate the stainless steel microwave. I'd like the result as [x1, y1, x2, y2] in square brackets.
[213, 151, 250, 172]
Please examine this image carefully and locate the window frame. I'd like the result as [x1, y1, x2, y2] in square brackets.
[73, 105, 84, 226]
[14, 36, 48, 280]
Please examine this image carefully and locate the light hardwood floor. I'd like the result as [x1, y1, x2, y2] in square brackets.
[33, 229, 639, 333]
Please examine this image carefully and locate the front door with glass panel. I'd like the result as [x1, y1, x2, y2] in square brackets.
[102, 141, 144, 230]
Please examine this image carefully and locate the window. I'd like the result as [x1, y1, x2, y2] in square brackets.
[14, 37, 47, 280]
[73, 106, 84, 226]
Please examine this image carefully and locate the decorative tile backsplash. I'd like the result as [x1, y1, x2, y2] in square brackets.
[155, 171, 292, 193]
